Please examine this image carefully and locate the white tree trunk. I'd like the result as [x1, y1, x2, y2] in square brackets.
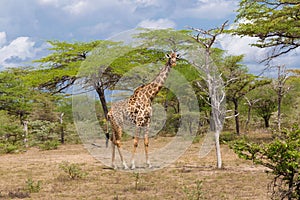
[204, 52, 225, 169]
[215, 130, 222, 169]
[23, 120, 28, 148]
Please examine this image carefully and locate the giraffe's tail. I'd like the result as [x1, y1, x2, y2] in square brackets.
[105, 132, 109, 148]
[105, 113, 110, 148]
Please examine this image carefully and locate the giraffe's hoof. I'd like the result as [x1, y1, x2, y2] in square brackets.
[146, 161, 152, 168]
[131, 164, 136, 170]
[123, 164, 129, 170]
[112, 164, 117, 170]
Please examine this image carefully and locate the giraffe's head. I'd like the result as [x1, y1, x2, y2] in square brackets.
[166, 52, 180, 67]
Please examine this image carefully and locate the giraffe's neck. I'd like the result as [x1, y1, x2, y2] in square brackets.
[145, 61, 171, 100]
[152, 61, 172, 88]
[129, 60, 172, 104]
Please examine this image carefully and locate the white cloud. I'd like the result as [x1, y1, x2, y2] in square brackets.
[0, 33, 43, 68]
[37, 0, 60, 5]
[37, 0, 95, 15]
[80, 22, 112, 36]
[63, 0, 96, 15]
[137, 18, 176, 29]
[175, 0, 238, 19]
[219, 34, 267, 63]
[219, 33, 300, 74]
[0, 32, 6, 46]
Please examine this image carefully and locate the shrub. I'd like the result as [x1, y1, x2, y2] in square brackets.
[59, 161, 88, 180]
[29, 120, 59, 141]
[183, 180, 204, 200]
[38, 140, 59, 150]
[219, 131, 237, 144]
[24, 178, 42, 193]
[231, 126, 300, 200]
[3, 143, 19, 154]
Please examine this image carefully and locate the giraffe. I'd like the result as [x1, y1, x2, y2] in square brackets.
[107, 52, 179, 169]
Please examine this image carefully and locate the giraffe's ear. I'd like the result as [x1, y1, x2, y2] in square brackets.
[176, 54, 180, 58]
[166, 54, 170, 58]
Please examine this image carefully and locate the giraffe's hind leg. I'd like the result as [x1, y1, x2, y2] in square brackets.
[111, 130, 117, 169]
[114, 126, 128, 169]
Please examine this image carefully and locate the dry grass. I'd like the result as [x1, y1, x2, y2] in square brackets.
[0, 136, 272, 200]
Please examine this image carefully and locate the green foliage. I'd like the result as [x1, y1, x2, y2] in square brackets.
[222, 55, 270, 134]
[0, 111, 24, 153]
[24, 178, 42, 193]
[249, 85, 277, 128]
[231, 126, 300, 199]
[7, 178, 41, 198]
[38, 140, 59, 150]
[183, 180, 204, 200]
[59, 161, 88, 180]
[219, 131, 237, 144]
[29, 120, 59, 141]
[33, 40, 103, 93]
[0, 68, 34, 119]
[133, 172, 140, 191]
[233, 0, 300, 60]
[135, 28, 195, 52]
[28, 120, 61, 149]
[223, 55, 270, 102]
[0, 143, 20, 154]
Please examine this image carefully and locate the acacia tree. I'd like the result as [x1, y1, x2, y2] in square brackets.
[251, 85, 277, 128]
[33, 40, 120, 119]
[34, 40, 102, 93]
[233, 0, 300, 62]
[222, 55, 270, 134]
[0, 68, 33, 123]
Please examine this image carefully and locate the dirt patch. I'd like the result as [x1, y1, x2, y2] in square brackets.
[0, 143, 271, 199]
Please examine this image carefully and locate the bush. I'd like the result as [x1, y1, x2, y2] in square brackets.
[183, 180, 204, 200]
[29, 120, 59, 141]
[0, 143, 19, 153]
[28, 120, 62, 150]
[38, 140, 59, 150]
[24, 178, 42, 193]
[220, 131, 237, 144]
[231, 126, 300, 200]
[59, 161, 88, 180]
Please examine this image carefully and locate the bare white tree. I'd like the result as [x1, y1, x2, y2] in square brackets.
[272, 65, 290, 131]
[244, 96, 260, 132]
[189, 21, 228, 168]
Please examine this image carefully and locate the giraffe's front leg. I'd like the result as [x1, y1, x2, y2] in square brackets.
[115, 126, 128, 170]
[111, 141, 117, 170]
[130, 127, 140, 169]
[144, 127, 152, 168]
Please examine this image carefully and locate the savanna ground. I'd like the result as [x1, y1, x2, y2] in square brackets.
[0, 132, 272, 200]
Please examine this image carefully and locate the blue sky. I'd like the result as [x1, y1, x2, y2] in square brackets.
[0, 0, 299, 73]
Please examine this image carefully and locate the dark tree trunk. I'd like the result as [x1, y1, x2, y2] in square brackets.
[96, 87, 108, 119]
[233, 99, 240, 135]
[287, 173, 294, 200]
[263, 116, 270, 128]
